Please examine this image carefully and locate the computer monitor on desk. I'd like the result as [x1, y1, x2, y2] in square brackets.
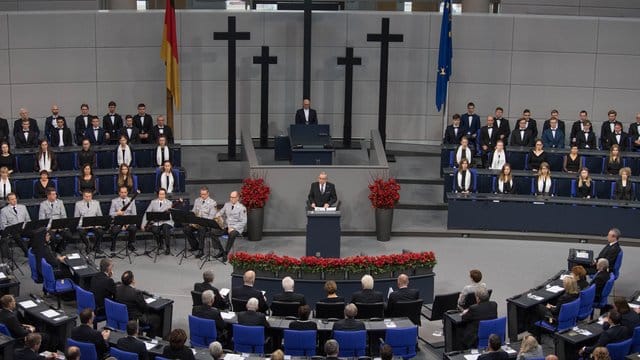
[289, 124, 331, 148]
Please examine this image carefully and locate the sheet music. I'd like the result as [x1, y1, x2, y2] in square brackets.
[221, 312, 236, 320]
[545, 285, 564, 293]
[219, 288, 230, 297]
[72, 265, 88, 270]
[19, 300, 37, 309]
[41, 309, 60, 318]
[144, 298, 156, 304]
[464, 354, 480, 360]
[144, 342, 157, 350]
[66, 253, 81, 260]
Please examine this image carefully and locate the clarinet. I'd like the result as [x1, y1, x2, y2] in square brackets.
[120, 190, 141, 212]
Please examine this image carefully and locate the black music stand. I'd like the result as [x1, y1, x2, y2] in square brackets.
[170, 209, 196, 265]
[191, 216, 224, 269]
[146, 212, 172, 263]
[112, 215, 143, 264]
[81, 216, 111, 261]
[22, 219, 50, 236]
[2, 222, 24, 274]
[50, 217, 80, 253]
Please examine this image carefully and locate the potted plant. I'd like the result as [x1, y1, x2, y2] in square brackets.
[368, 177, 401, 241]
[299, 256, 325, 280]
[240, 177, 271, 241]
[228, 252, 275, 277]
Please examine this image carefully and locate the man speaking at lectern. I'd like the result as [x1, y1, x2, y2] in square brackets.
[308, 172, 337, 209]
[295, 99, 318, 125]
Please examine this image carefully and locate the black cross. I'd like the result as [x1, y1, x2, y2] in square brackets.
[337, 47, 362, 148]
[367, 17, 403, 148]
[253, 46, 278, 148]
[214, 16, 251, 161]
[302, 0, 313, 100]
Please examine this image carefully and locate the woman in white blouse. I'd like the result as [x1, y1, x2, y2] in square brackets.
[534, 161, 553, 196]
[34, 139, 57, 172]
[455, 136, 473, 167]
[0, 166, 12, 200]
[455, 158, 474, 194]
[157, 160, 176, 194]
[496, 163, 515, 194]
[155, 135, 172, 168]
[116, 135, 133, 167]
[490, 140, 507, 170]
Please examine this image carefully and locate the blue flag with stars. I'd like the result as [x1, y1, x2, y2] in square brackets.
[436, 0, 452, 112]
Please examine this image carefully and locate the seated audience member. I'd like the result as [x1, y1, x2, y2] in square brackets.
[594, 228, 622, 270]
[209, 341, 224, 360]
[495, 164, 515, 194]
[78, 164, 97, 195]
[51, 117, 73, 147]
[489, 140, 507, 170]
[443, 114, 464, 145]
[605, 144, 622, 175]
[85, 116, 106, 145]
[0, 166, 11, 200]
[77, 138, 96, 168]
[542, 117, 564, 149]
[380, 344, 394, 360]
[571, 265, 589, 290]
[151, 116, 174, 144]
[538, 276, 579, 324]
[534, 162, 552, 196]
[351, 275, 384, 304]
[458, 269, 487, 310]
[592, 258, 610, 303]
[273, 276, 306, 305]
[545, 355, 558, 360]
[479, 116, 499, 168]
[576, 120, 596, 149]
[517, 335, 543, 360]
[614, 167, 634, 201]
[36, 230, 72, 278]
[116, 320, 149, 360]
[162, 329, 195, 360]
[528, 139, 548, 172]
[66, 346, 81, 360]
[155, 136, 173, 168]
[478, 334, 509, 360]
[630, 113, 640, 149]
[455, 136, 473, 167]
[192, 290, 225, 340]
[232, 270, 269, 313]
[116, 135, 133, 167]
[333, 303, 365, 331]
[194, 269, 229, 310]
[14, 333, 53, 360]
[510, 118, 534, 147]
[34, 139, 57, 173]
[120, 115, 141, 144]
[0, 142, 15, 172]
[14, 119, 38, 148]
[608, 123, 628, 151]
[70, 308, 110, 359]
[576, 168, 592, 199]
[117, 163, 135, 193]
[115, 271, 162, 338]
[271, 349, 284, 360]
[461, 287, 498, 349]
[605, 297, 640, 334]
[33, 170, 53, 199]
[90, 259, 116, 317]
[289, 305, 318, 330]
[322, 280, 345, 303]
[563, 145, 581, 173]
[324, 339, 340, 359]
[0, 295, 43, 346]
[592, 347, 611, 360]
[580, 310, 630, 357]
[494, 107, 510, 145]
[386, 274, 419, 315]
[455, 158, 474, 194]
[237, 297, 270, 328]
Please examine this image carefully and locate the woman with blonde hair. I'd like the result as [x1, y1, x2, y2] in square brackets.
[614, 167, 633, 201]
[592, 347, 610, 360]
[517, 335, 543, 360]
[496, 163, 515, 194]
[571, 265, 589, 290]
[576, 167, 592, 199]
[605, 144, 622, 175]
[534, 162, 552, 196]
[117, 163, 134, 193]
[538, 276, 579, 323]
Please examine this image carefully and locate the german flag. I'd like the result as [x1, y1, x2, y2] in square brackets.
[161, 0, 180, 109]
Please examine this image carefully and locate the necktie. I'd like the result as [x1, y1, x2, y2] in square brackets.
[87, 202, 90, 209]
[51, 202, 53, 209]
[161, 148, 165, 164]
[232, 205, 234, 210]
[3, 183, 5, 198]
[159, 201, 162, 207]
[13, 206, 17, 214]
[122, 200, 126, 209]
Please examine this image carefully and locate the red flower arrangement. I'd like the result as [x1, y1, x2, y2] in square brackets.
[368, 178, 401, 209]
[240, 178, 271, 209]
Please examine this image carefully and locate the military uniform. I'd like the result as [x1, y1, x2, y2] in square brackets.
[212, 201, 247, 260]
[74, 199, 104, 251]
[0, 203, 31, 257]
[39, 199, 71, 251]
[184, 197, 217, 255]
[109, 196, 137, 251]
[142, 199, 174, 253]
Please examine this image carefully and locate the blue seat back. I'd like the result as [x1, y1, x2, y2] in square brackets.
[596, 273, 616, 308]
[40, 259, 58, 293]
[232, 324, 264, 354]
[97, 175, 116, 195]
[547, 153, 564, 172]
[631, 326, 640, 354]
[582, 156, 605, 174]
[577, 285, 596, 321]
[477, 317, 506, 349]
[172, 148, 181, 167]
[0, 323, 11, 336]
[188, 315, 218, 348]
[66, 338, 98, 360]
[109, 347, 139, 360]
[384, 327, 418, 359]
[506, 151, 528, 170]
[14, 179, 34, 199]
[57, 152, 76, 171]
[28, 248, 42, 283]
[105, 298, 129, 331]
[333, 330, 366, 357]
[555, 178, 573, 197]
[15, 154, 35, 173]
[612, 251, 623, 279]
[606, 338, 632, 360]
[514, 176, 532, 195]
[57, 176, 75, 197]
[133, 149, 153, 168]
[476, 174, 493, 194]
[75, 284, 96, 314]
[594, 180, 613, 199]
[97, 151, 115, 169]
[283, 329, 317, 356]
[556, 298, 581, 332]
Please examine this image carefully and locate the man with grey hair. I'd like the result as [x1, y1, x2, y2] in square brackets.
[351, 274, 383, 304]
[194, 270, 229, 310]
[333, 303, 365, 331]
[232, 270, 268, 313]
[592, 258, 611, 303]
[209, 341, 224, 360]
[193, 290, 225, 339]
[594, 228, 621, 271]
[237, 297, 270, 328]
[272, 276, 306, 305]
[324, 339, 340, 359]
[213, 190, 247, 262]
[461, 287, 498, 349]
[307, 171, 337, 209]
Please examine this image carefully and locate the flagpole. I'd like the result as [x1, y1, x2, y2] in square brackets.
[166, 89, 174, 129]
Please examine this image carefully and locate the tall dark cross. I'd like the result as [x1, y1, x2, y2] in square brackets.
[367, 17, 403, 148]
[214, 16, 250, 161]
[302, 0, 313, 100]
[337, 47, 362, 148]
[253, 46, 278, 148]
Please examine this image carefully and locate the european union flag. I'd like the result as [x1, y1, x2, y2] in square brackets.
[436, 0, 453, 112]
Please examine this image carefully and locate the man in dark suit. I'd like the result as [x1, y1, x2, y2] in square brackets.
[443, 114, 464, 145]
[120, 115, 141, 144]
[629, 113, 640, 150]
[509, 118, 534, 147]
[14, 119, 38, 148]
[522, 109, 538, 138]
[541, 117, 565, 149]
[576, 120, 597, 149]
[591, 259, 611, 303]
[307, 171, 338, 209]
[595, 228, 622, 270]
[14, 333, 48, 360]
[295, 98, 318, 125]
[580, 310, 630, 357]
[133, 103, 153, 143]
[0, 116, 9, 144]
[333, 303, 366, 331]
[272, 276, 306, 305]
[477, 334, 509, 360]
[237, 297, 270, 328]
[494, 107, 510, 145]
[0, 295, 32, 342]
[44, 104, 61, 142]
[607, 123, 629, 151]
[84, 116, 107, 145]
[479, 116, 499, 168]
[103, 101, 123, 144]
[570, 110, 590, 146]
[194, 269, 229, 310]
[600, 110, 622, 150]
[543, 109, 565, 133]
[386, 274, 420, 315]
[115, 271, 162, 338]
[116, 320, 149, 360]
[461, 102, 481, 146]
[74, 104, 92, 145]
[50, 117, 73, 147]
[351, 275, 384, 304]
[232, 270, 269, 313]
[193, 290, 226, 342]
[13, 108, 39, 140]
[70, 308, 111, 359]
[90, 258, 116, 317]
[461, 287, 498, 349]
[324, 340, 340, 359]
[150, 115, 174, 144]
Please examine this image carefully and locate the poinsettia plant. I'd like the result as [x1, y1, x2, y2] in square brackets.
[368, 177, 401, 209]
[240, 177, 270, 209]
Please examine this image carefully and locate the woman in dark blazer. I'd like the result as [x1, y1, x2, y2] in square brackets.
[495, 163, 515, 194]
[321, 280, 345, 303]
[538, 276, 580, 323]
[162, 329, 195, 360]
[455, 158, 474, 194]
[605, 144, 623, 175]
[528, 139, 548, 172]
[614, 167, 634, 201]
[576, 167, 592, 199]
[33, 170, 54, 198]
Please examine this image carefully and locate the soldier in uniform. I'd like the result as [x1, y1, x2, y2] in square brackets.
[38, 187, 71, 252]
[142, 188, 174, 255]
[213, 191, 247, 262]
[184, 186, 217, 258]
[0, 192, 30, 257]
[74, 189, 104, 252]
[109, 186, 138, 254]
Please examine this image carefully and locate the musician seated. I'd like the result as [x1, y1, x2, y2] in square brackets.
[74, 189, 105, 252]
[142, 188, 173, 255]
[34, 229, 72, 279]
[212, 191, 246, 263]
[184, 186, 218, 259]
[38, 187, 72, 252]
[0, 192, 31, 257]
[109, 186, 138, 254]
[115, 270, 161, 338]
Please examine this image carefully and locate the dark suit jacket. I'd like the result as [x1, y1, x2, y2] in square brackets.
[591, 270, 610, 303]
[74, 115, 92, 145]
[614, 181, 634, 201]
[525, 119, 538, 138]
[84, 127, 107, 145]
[307, 181, 337, 207]
[443, 125, 464, 145]
[193, 282, 229, 310]
[478, 351, 509, 360]
[495, 117, 510, 144]
[120, 126, 141, 144]
[50, 127, 73, 147]
[576, 131, 597, 149]
[103, 114, 123, 139]
[597, 242, 621, 269]
[272, 292, 306, 305]
[479, 126, 499, 151]
[543, 119, 566, 133]
[351, 289, 384, 304]
[13, 118, 39, 139]
[90, 272, 116, 316]
[542, 128, 565, 149]
[509, 129, 534, 147]
[0, 118, 10, 143]
[585, 324, 630, 354]
[289, 320, 318, 330]
[232, 285, 269, 313]
[192, 304, 225, 335]
[550, 293, 579, 317]
[461, 300, 498, 348]
[14, 131, 38, 148]
[0, 308, 29, 338]
[387, 287, 420, 315]
[619, 311, 640, 334]
[116, 335, 149, 360]
[162, 346, 195, 360]
[570, 120, 585, 143]
[70, 324, 109, 358]
[600, 121, 622, 145]
[115, 284, 149, 319]
[77, 149, 96, 168]
[151, 125, 174, 144]
[333, 318, 365, 331]
[607, 132, 629, 151]
[133, 114, 153, 134]
[13, 348, 42, 360]
[237, 311, 270, 328]
[461, 114, 481, 138]
[295, 108, 318, 124]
